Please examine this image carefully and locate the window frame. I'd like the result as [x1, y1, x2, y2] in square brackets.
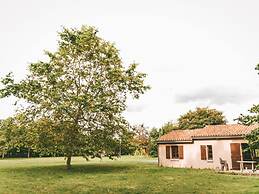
[171, 146, 179, 159]
[207, 145, 213, 161]
[166, 146, 171, 159]
[165, 145, 184, 160]
[200, 144, 213, 161]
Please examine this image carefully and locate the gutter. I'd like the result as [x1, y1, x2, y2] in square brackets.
[157, 135, 245, 144]
[157, 140, 193, 144]
[191, 135, 245, 140]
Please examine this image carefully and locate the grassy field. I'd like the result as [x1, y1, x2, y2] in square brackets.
[0, 156, 259, 194]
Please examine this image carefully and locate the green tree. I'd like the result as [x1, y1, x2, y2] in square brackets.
[0, 26, 149, 168]
[148, 127, 159, 157]
[237, 64, 259, 162]
[178, 107, 226, 129]
[237, 94, 259, 160]
[159, 122, 179, 135]
[0, 119, 8, 158]
[238, 103, 259, 161]
[28, 117, 62, 157]
[132, 124, 149, 155]
[237, 104, 259, 126]
[0, 117, 18, 158]
[243, 128, 259, 160]
[119, 129, 137, 155]
[0, 113, 37, 158]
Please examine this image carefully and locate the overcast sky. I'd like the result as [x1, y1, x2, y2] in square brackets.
[1, 0, 259, 128]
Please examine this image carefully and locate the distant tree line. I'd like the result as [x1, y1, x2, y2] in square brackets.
[0, 116, 150, 158]
[0, 107, 227, 159]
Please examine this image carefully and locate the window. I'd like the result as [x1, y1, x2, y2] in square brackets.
[165, 145, 184, 159]
[166, 146, 170, 159]
[172, 146, 179, 159]
[200, 145, 213, 161]
[207, 145, 213, 160]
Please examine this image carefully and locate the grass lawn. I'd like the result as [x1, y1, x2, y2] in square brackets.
[0, 156, 259, 194]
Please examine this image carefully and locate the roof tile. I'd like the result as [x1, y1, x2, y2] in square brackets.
[158, 124, 259, 142]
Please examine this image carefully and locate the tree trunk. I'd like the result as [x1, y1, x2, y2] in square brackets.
[2, 152, 4, 159]
[27, 148, 30, 158]
[66, 156, 72, 170]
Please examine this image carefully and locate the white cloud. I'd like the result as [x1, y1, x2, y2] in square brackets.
[175, 85, 259, 105]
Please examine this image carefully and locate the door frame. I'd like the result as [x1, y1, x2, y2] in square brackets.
[230, 143, 242, 170]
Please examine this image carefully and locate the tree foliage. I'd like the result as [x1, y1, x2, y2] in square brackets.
[178, 107, 226, 129]
[0, 119, 7, 158]
[237, 105, 259, 126]
[0, 113, 36, 158]
[148, 128, 159, 157]
[243, 128, 259, 160]
[159, 122, 179, 135]
[237, 65, 259, 160]
[0, 26, 149, 168]
[118, 128, 137, 156]
[238, 103, 259, 160]
[132, 124, 149, 155]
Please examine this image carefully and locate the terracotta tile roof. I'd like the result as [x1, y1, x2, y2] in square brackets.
[158, 130, 193, 141]
[192, 124, 259, 138]
[158, 124, 259, 142]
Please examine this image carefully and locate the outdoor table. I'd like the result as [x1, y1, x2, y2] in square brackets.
[236, 161, 257, 172]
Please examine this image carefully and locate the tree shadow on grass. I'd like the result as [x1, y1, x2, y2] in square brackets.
[3, 163, 135, 177]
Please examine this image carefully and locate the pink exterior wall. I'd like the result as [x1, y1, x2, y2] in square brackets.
[158, 139, 246, 169]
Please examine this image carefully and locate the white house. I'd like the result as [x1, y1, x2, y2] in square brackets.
[157, 124, 259, 170]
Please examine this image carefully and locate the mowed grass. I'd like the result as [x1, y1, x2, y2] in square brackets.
[0, 156, 259, 194]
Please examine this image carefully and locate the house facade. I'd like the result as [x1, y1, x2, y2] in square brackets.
[158, 124, 258, 170]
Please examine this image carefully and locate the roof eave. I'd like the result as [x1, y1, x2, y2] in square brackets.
[157, 135, 246, 143]
[157, 140, 193, 144]
[192, 135, 245, 140]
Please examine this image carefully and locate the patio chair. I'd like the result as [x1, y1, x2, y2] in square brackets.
[220, 158, 229, 171]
